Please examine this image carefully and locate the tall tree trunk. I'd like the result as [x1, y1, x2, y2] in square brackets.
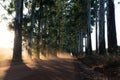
[36, 0, 43, 59]
[42, 4, 48, 57]
[107, 0, 117, 54]
[85, 35, 88, 54]
[80, 32, 83, 53]
[86, 0, 92, 55]
[28, 0, 36, 59]
[99, 0, 106, 55]
[56, 15, 61, 53]
[95, 0, 98, 54]
[77, 32, 81, 54]
[77, 32, 83, 55]
[12, 0, 23, 64]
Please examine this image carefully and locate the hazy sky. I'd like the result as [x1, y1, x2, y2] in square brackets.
[0, 1, 120, 49]
[115, 0, 120, 45]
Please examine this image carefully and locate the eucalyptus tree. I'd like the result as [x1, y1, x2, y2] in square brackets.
[4, 0, 97, 58]
[4, 0, 37, 59]
[2, 0, 33, 61]
[55, 0, 69, 52]
[62, 0, 93, 55]
[107, 0, 117, 54]
[95, 0, 99, 54]
[91, 0, 99, 54]
[12, 0, 24, 64]
[63, 0, 84, 56]
[98, 0, 106, 55]
[35, 0, 43, 58]
[43, 0, 58, 55]
[27, 0, 36, 58]
[76, 0, 88, 55]
[55, 0, 61, 51]
[24, 0, 56, 58]
[86, 0, 92, 55]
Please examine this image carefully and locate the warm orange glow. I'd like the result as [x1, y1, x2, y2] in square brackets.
[57, 52, 73, 59]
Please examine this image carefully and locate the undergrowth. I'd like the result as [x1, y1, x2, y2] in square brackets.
[78, 54, 120, 79]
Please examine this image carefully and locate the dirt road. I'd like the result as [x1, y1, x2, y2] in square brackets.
[0, 58, 77, 80]
[0, 57, 105, 80]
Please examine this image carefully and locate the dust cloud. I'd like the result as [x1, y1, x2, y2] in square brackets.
[0, 48, 13, 66]
[0, 48, 73, 67]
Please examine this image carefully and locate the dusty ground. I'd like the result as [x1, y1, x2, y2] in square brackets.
[0, 55, 106, 80]
[0, 59, 75, 80]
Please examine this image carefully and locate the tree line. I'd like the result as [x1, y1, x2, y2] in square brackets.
[1, 0, 118, 64]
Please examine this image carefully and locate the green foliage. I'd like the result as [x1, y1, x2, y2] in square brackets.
[4, 0, 97, 55]
[5, 0, 15, 15]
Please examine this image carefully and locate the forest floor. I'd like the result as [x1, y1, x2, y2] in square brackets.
[0, 54, 119, 80]
[78, 55, 120, 80]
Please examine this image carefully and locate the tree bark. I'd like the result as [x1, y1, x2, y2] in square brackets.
[107, 0, 117, 54]
[36, 0, 43, 59]
[28, 0, 36, 59]
[77, 32, 83, 55]
[86, 0, 92, 55]
[99, 0, 106, 55]
[12, 0, 23, 64]
[95, 0, 98, 54]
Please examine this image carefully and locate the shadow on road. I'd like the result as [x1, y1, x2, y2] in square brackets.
[3, 63, 32, 80]
[22, 58, 76, 80]
[2, 58, 79, 80]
